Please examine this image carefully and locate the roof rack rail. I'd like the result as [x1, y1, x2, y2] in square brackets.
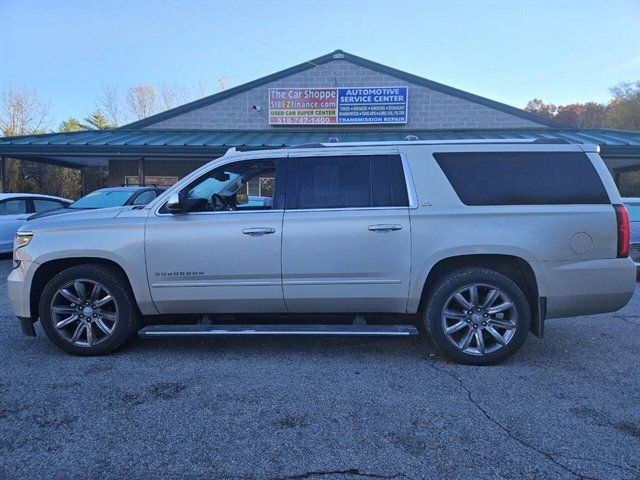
[287, 143, 326, 149]
[532, 138, 570, 144]
[120, 183, 158, 187]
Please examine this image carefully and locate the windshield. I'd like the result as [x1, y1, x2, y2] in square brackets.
[71, 190, 135, 209]
[626, 204, 640, 222]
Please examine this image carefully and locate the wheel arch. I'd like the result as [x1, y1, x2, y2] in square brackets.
[30, 257, 138, 323]
[417, 254, 544, 337]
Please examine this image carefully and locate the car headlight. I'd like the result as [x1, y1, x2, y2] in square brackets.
[15, 232, 34, 249]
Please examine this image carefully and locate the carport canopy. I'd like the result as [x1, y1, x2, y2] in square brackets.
[0, 127, 639, 191]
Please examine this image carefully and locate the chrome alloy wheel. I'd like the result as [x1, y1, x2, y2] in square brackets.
[50, 280, 119, 347]
[441, 284, 517, 356]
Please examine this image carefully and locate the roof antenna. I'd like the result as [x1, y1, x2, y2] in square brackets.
[328, 137, 339, 143]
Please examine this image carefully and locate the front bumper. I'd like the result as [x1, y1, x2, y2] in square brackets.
[7, 259, 36, 321]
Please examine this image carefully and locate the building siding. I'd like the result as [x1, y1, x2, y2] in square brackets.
[144, 60, 547, 130]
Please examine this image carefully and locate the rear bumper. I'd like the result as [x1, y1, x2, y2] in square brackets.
[534, 257, 636, 319]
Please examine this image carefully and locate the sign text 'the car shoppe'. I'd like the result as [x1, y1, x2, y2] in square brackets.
[268, 87, 408, 125]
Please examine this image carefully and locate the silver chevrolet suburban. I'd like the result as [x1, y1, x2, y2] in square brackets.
[8, 140, 636, 364]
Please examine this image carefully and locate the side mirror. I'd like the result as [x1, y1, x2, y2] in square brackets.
[165, 192, 183, 214]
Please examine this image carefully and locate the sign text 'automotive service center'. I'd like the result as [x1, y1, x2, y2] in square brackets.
[269, 87, 408, 125]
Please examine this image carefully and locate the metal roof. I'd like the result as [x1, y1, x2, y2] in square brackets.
[121, 50, 564, 129]
[0, 128, 638, 169]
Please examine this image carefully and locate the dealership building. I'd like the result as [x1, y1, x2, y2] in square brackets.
[0, 50, 638, 192]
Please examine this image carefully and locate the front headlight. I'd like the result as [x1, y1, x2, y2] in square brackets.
[15, 232, 34, 249]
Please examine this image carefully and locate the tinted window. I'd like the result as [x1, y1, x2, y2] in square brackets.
[33, 199, 64, 213]
[0, 199, 27, 215]
[434, 152, 609, 206]
[291, 155, 408, 209]
[132, 190, 157, 205]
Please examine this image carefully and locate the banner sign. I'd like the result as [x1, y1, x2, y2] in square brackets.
[269, 87, 408, 125]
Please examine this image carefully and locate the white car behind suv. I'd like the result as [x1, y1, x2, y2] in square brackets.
[0, 193, 71, 254]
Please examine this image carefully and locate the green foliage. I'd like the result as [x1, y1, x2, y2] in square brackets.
[603, 81, 640, 131]
[84, 110, 113, 130]
[58, 117, 85, 132]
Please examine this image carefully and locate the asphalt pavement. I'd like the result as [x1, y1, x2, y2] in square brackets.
[0, 257, 638, 480]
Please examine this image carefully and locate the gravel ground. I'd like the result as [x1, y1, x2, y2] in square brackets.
[0, 257, 638, 480]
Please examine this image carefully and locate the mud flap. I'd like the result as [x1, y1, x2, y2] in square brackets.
[530, 297, 546, 338]
[18, 316, 36, 337]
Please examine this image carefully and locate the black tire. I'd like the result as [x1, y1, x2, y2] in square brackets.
[39, 264, 139, 356]
[423, 268, 530, 365]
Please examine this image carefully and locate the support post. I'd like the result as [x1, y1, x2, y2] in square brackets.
[0, 157, 6, 193]
[613, 170, 621, 189]
[80, 168, 87, 197]
[137, 158, 146, 186]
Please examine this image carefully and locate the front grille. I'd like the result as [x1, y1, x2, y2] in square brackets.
[630, 243, 640, 263]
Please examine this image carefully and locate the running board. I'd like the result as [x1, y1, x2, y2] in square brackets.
[138, 324, 419, 338]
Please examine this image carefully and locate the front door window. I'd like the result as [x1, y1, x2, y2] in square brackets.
[184, 159, 276, 212]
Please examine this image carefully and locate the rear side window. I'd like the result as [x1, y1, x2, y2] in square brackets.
[434, 152, 609, 205]
[33, 199, 64, 213]
[290, 155, 408, 209]
[0, 199, 28, 215]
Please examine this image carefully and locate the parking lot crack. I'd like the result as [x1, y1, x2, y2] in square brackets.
[411, 341, 597, 480]
[269, 468, 409, 480]
[430, 363, 597, 479]
[613, 314, 640, 327]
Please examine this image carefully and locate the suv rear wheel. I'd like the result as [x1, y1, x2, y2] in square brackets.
[424, 268, 530, 365]
[39, 264, 139, 356]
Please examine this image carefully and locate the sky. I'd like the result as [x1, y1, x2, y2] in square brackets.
[1, 0, 639, 127]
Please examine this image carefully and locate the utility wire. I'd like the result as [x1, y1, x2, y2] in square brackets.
[159, 0, 318, 66]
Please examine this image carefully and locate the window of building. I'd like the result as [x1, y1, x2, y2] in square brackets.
[290, 155, 408, 209]
[0, 199, 28, 216]
[434, 152, 610, 205]
[125, 175, 178, 187]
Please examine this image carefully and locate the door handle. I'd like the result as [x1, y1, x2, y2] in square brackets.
[368, 224, 403, 232]
[242, 227, 276, 236]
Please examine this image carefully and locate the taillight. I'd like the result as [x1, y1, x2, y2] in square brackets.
[614, 204, 630, 258]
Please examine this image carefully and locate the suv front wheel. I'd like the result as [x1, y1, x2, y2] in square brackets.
[424, 268, 531, 365]
[39, 264, 139, 356]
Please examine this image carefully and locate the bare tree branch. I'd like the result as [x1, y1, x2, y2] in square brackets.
[0, 85, 51, 136]
[98, 84, 123, 127]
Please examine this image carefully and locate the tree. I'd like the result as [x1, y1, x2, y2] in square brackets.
[159, 82, 189, 111]
[0, 84, 50, 136]
[604, 81, 640, 131]
[98, 84, 123, 127]
[554, 102, 607, 128]
[126, 84, 159, 120]
[524, 98, 557, 119]
[0, 86, 52, 193]
[84, 109, 113, 130]
[58, 117, 86, 132]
